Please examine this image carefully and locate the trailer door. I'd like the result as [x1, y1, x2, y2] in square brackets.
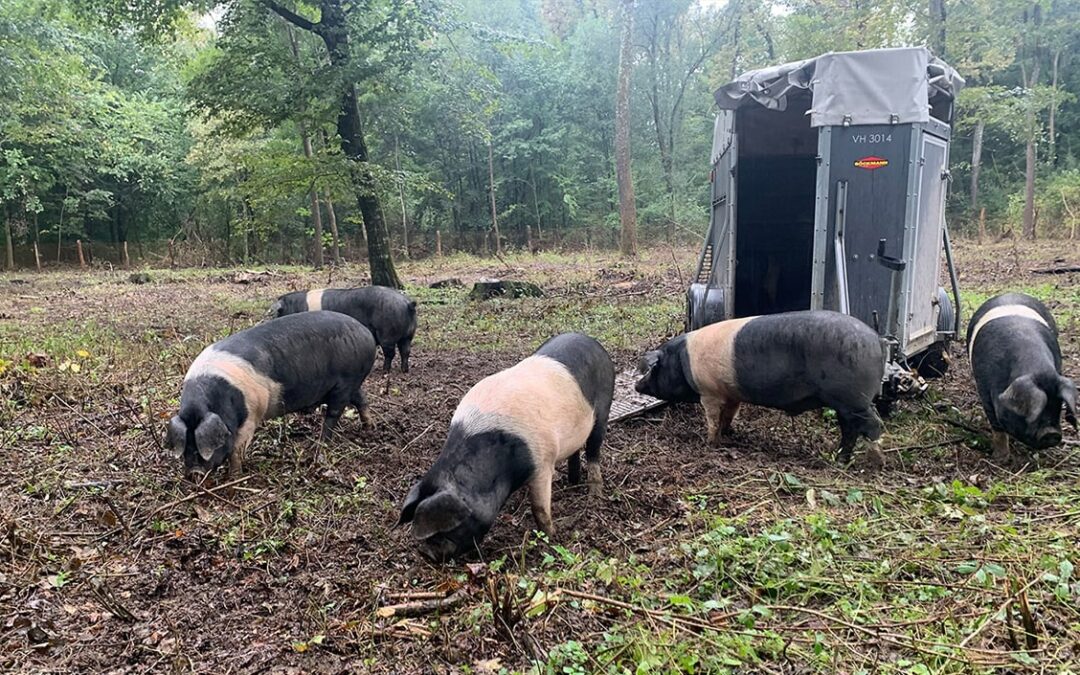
[904, 127, 949, 354]
[704, 112, 736, 316]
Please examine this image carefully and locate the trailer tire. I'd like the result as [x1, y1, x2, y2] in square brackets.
[936, 286, 955, 336]
[909, 287, 954, 380]
[686, 283, 726, 332]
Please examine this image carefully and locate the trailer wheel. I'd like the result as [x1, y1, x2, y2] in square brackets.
[936, 286, 955, 336]
[912, 287, 954, 379]
[686, 283, 726, 332]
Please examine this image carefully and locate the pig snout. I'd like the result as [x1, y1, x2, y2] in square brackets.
[1034, 427, 1062, 449]
[417, 536, 459, 563]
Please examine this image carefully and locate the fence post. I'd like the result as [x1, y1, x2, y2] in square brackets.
[33, 241, 42, 271]
[76, 240, 86, 268]
[435, 230, 442, 257]
[122, 241, 130, 268]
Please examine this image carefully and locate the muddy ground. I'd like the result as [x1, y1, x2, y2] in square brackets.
[1, 240, 1078, 673]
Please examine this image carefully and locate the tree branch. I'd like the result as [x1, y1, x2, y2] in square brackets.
[261, 0, 318, 33]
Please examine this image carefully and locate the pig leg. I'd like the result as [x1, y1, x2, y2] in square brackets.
[717, 401, 741, 436]
[228, 443, 245, 479]
[380, 343, 396, 372]
[837, 407, 884, 467]
[567, 452, 582, 485]
[528, 468, 556, 536]
[351, 388, 374, 429]
[701, 395, 726, 447]
[321, 405, 343, 442]
[584, 421, 605, 496]
[228, 422, 257, 478]
[991, 430, 1011, 464]
[398, 337, 413, 373]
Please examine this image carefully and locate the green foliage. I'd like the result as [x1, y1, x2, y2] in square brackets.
[5, 0, 1080, 272]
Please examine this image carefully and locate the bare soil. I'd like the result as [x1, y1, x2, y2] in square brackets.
[1, 240, 1078, 673]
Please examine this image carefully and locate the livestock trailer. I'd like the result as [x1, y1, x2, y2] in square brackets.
[689, 47, 964, 402]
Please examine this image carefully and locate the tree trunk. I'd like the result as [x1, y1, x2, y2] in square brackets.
[615, 0, 638, 258]
[56, 186, 68, 263]
[3, 210, 13, 270]
[1024, 138, 1037, 239]
[285, 26, 326, 267]
[928, 0, 946, 58]
[266, 0, 401, 287]
[1023, 59, 1041, 240]
[300, 127, 325, 268]
[486, 137, 501, 256]
[336, 104, 398, 283]
[529, 167, 542, 241]
[241, 201, 251, 263]
[395, 133, 410, 259]
[324, 191, 341, 264]
[970, 120, 984, 215]
[1049, 49, 1060, 167]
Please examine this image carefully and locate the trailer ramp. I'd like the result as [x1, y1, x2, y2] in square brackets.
[608, 370, 666, 423]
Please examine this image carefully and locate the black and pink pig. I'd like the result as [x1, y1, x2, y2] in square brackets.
[166, 312, 376, 478]
[967, 292, 1077, 463]
[398, 333, 614, 561]
[269, 286, 417, 373]
[636, 310, 886, 466]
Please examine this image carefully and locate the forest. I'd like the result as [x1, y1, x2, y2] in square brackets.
[3, 0, 1079, 280]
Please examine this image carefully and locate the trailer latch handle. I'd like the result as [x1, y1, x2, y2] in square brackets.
[875, 238, 905, 271]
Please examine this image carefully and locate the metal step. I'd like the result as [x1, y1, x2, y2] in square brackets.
[697, 243, 713, 283]
[608, 369, 666, 423]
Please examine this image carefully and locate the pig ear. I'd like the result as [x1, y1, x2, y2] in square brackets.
[194, 413, 230, 462]
[410, 490, 470, 540]
[1060, 376, 1078, 430]
[638, 350, 661, 375]
[397, 481, 425, 526]
[165, 416, 187, 459]
[997, 375, 1046, 424]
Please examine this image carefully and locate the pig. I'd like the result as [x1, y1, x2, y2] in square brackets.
[967, 292, 1077, 463]
[636, 310, 886, 466]
[269, 286, 417, 373]
[397, 333, 614, 561]
[166, 312, 376, 478]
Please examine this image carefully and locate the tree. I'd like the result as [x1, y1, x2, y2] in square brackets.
[258, 0, 428, 285]
[614, 0, 637, 257]
[638, 1, 725, 240]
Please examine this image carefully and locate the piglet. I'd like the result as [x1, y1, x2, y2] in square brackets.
[636, 310, 886, 465]
[166, 312, 376, 477]
[398, 333, 614, 561]
[270, 286, 417, 372]
[968, 292, 1077, 463]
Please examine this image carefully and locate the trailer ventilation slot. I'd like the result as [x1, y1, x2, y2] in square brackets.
[696, 243, 714, 283]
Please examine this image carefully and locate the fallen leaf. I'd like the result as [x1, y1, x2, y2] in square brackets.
[475, 658, 503, 673]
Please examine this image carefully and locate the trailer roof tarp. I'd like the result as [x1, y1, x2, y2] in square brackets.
[714, 47, 964, 128]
